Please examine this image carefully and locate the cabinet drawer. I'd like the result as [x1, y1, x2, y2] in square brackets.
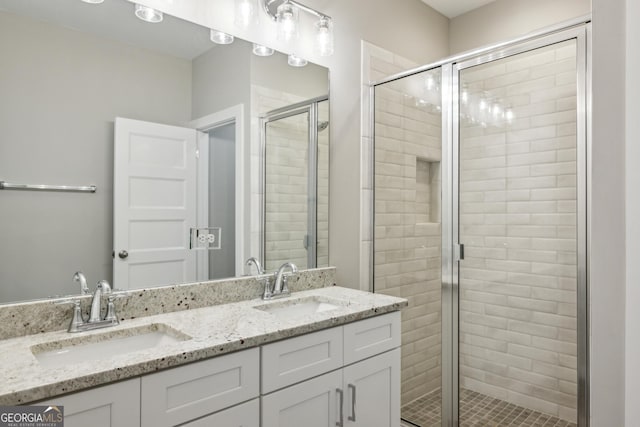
[343, 312, 401, 365]
[36, 378, 140, 427]
[182, 398, 259, 427]
[141, 347, 259, 427]
[262, 326, 343, 393]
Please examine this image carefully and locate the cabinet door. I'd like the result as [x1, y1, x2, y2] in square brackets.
[262, 370, 342, 427]
[343, 349, 400, 427]
[36, 379, 140, 427]
[182, 399, 259, 427]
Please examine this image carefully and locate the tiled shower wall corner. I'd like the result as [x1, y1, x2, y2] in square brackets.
[366, 43, 444, 405]
[251, 85, 329, 271]
[458, 40, 578, 422]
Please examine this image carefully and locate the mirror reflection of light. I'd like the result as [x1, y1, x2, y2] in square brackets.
[288, 53, 307, 67]
[134, 4, 163, 23]
[81, 0, 104, 4]
[253, 44, 275, 56]
[210, 29, 234, 45]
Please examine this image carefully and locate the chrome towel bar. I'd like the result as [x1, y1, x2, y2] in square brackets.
[0, 181, 96, 193]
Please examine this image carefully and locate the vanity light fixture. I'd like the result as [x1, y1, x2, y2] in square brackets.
[276, 1, 298, 41]
[262, 0, 334, 56]
[81, 0, 105, 4]
[235, 0, 257, 28]
[287, 53, 307, 67]
[134, 4, 163, 23]
[210, 29, 234, 45]
[315, 16, 333, 57]
[253, 43, 275, 56]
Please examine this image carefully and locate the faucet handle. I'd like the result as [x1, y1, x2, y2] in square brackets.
[55, 300, 85, 333]
[104, 295, 121, 324]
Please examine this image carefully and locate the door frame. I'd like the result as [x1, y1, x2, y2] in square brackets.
[370, 18, 591, 427]
[189, 104, 246, 278]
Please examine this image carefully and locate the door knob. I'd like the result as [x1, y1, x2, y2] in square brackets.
[118, 250, 129, 259]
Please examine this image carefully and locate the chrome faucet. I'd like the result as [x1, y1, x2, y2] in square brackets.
[262, 262, 298, 300]
[88, 280, 112, 323]
[246, 257, 265, 275]
[58, 275, 120, 333]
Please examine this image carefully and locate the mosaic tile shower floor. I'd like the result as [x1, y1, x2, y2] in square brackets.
[401, 388, 577, 427]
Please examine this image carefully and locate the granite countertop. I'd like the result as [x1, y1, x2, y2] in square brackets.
[0, 286, 407, 405]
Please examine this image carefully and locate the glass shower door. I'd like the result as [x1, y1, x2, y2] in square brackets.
[373, 67, 444, 426]
[455, 36, 584, 426]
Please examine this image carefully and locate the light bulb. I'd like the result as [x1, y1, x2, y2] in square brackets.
[253, 44, 274, 56]
[210, 29, 234, 45]
[235, 0, 256, 29]
[134, 4, 163, 23]
[505, 108, 515, 123]
[315, 17, 334, 57]
[277, 2, 298, 41]
[288, 54, 307, 67]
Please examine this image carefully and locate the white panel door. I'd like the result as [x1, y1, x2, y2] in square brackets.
[114, 117, 197, 290]
[36, 379, 140, 427]
[343, 349, 400, 427]
[261, 370, 342, 427]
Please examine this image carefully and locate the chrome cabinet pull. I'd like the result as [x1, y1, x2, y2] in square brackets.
[348, 384, 356, 421]
[336, 388, 344, 427]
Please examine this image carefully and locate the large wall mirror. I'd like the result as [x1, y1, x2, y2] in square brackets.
[0, 0, 329, 303]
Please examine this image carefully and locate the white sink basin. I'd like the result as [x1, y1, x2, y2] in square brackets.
[254, 296, 348, 318]
[31, 324, 190, 368]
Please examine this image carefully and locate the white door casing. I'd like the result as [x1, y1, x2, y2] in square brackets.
[114, 117, 198, 290]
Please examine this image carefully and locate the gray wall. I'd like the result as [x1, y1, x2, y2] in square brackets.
[191, 42, 251, 120]
[449, 0, 591, 54]
[250, 53, 328, 100]
[591, 0, 627, 424]
[626, 0, 640, 422]
[0, 11, 192, 301]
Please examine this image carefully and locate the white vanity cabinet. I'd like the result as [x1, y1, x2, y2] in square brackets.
[34, 311, 400, 427]
[36, 378, 140, 427]
[261, 312, 401, 427]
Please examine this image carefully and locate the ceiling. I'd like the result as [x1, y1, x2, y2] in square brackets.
[421, 0, 498, 18]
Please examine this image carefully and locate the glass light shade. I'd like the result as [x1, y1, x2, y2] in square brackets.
[235, 0, 256, 28]
[288, 53, 307, 67]
[315, 17, 333, 57]
[134, 4, 163, 23]
[210, 29, 234, 45]
[81, 0, 104, 3]
[253, 44, 275, 57]
[276, 2, 298, 41]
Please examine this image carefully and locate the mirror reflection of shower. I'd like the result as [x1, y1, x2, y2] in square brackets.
[261, 96, 330, 271]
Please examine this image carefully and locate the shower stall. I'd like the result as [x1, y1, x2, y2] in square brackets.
[372, 20, 589, 427]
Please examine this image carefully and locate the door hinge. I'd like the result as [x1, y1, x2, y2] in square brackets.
[455, 243, 465, 262]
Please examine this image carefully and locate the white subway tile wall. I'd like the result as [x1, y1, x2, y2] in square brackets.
[251, 86, 329, 271]
[373, 64, 444, 407]
[458, 40, 578, 423]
